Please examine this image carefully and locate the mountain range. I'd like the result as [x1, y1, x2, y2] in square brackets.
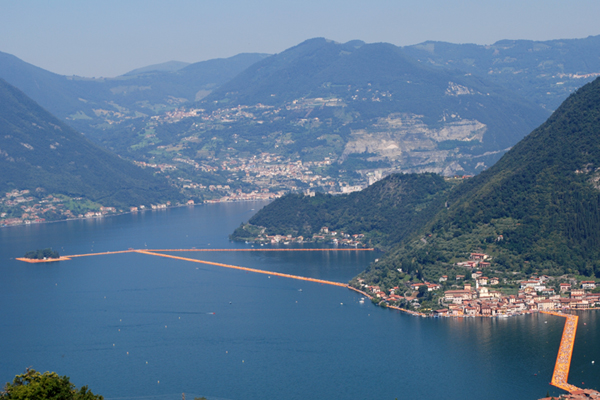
[0, 36, 597, 182]
[404, 35, 600, 110]
[192, 38, 549, 175]
[1, 35, 599, 207]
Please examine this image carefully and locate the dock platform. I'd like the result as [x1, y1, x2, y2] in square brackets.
[541, 311, 581, 393]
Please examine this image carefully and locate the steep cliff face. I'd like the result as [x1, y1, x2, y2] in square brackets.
[343, 113, 488, 174]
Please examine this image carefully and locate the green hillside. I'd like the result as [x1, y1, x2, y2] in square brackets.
[368, 76, 600, 282]
[235, 77, 600, 284]
[232, 173, 454, 247]
[0, 78, 182, 208]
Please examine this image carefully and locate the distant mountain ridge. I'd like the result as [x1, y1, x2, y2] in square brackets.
[404, 35, 600, 110]
[1, 35, 599, 194]
[0, 78, 181, 207]
[0, 50, 270, 121]
[197, 38, 549, 174]
[123, 60, 191, 76]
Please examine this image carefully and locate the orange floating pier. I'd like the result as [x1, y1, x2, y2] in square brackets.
[67, 250, 136, 258]
[147, 248, 374, 252]
[135, 249, 349, 287]
[16, 247, 371, 288]
[541, 311, 581, 393]
[14, 247, 437, 317]
[15, 256, 72, 263]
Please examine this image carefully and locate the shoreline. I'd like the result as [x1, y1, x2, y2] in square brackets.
[15, 256, 72, 263]
[348, 284, 600, 319]
[1, 198, 272, 230]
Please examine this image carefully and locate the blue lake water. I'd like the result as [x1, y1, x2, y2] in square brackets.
[1, 201, 599, 400]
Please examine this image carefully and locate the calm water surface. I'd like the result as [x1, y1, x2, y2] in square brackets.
[1, 202, 599, 400]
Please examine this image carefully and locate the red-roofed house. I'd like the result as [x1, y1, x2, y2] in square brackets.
[444, 290, 472, 304]
[581, 281, 597, 290]
[477, 276, 489, 286]
[410, 282, 426, 290]
[470, 253, 489, 261]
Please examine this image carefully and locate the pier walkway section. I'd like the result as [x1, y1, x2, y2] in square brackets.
[17, 247, 423, 317]
[541, 311, 581, 393]
[135, 249, 348, 287]
[146, 248, 375, 252]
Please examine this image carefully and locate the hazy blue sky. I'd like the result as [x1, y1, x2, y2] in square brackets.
[1, 0, 599, 77]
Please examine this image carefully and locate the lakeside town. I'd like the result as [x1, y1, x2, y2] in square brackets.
[0, 151, 397, 228]
[353, 251, 600, 317]
[137, 150, 380, 199]
[240, 225, 368, 247]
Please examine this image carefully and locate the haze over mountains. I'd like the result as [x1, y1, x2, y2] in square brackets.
[1, 35, 599, 215]
[404, 35, 600, 110]
[0, 50, 269, 123]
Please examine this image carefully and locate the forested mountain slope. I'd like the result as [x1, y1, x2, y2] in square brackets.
[236, 77, 600, 282]
[370, 77, 600, 281]
[232, 173, 454, 247]
[201, 38, 549, 173]
[0, 79, 181, 208]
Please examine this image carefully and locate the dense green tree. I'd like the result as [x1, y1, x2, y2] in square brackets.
[24, 248, 59, 260]
[1, 369, 102, 400]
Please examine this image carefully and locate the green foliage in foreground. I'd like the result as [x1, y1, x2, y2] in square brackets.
[1, 369, 102, 400]
[24, 248, 59, 260]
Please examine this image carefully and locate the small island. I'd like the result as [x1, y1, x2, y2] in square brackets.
[17, 248, 70, 263]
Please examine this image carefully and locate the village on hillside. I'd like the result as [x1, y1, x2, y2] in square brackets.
[355, 252, 600, 317]
[0, 189, 124, 226]
[240, 225, 368, 247]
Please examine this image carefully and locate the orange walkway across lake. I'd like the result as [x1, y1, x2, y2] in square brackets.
[541, 311, 581, 393]
[15, 247, 434, 317]
[147, 248, 374, 252]
[67, 250, 137, 258]
[18, 247, 371, 288]
[135, 249, 349, 287]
